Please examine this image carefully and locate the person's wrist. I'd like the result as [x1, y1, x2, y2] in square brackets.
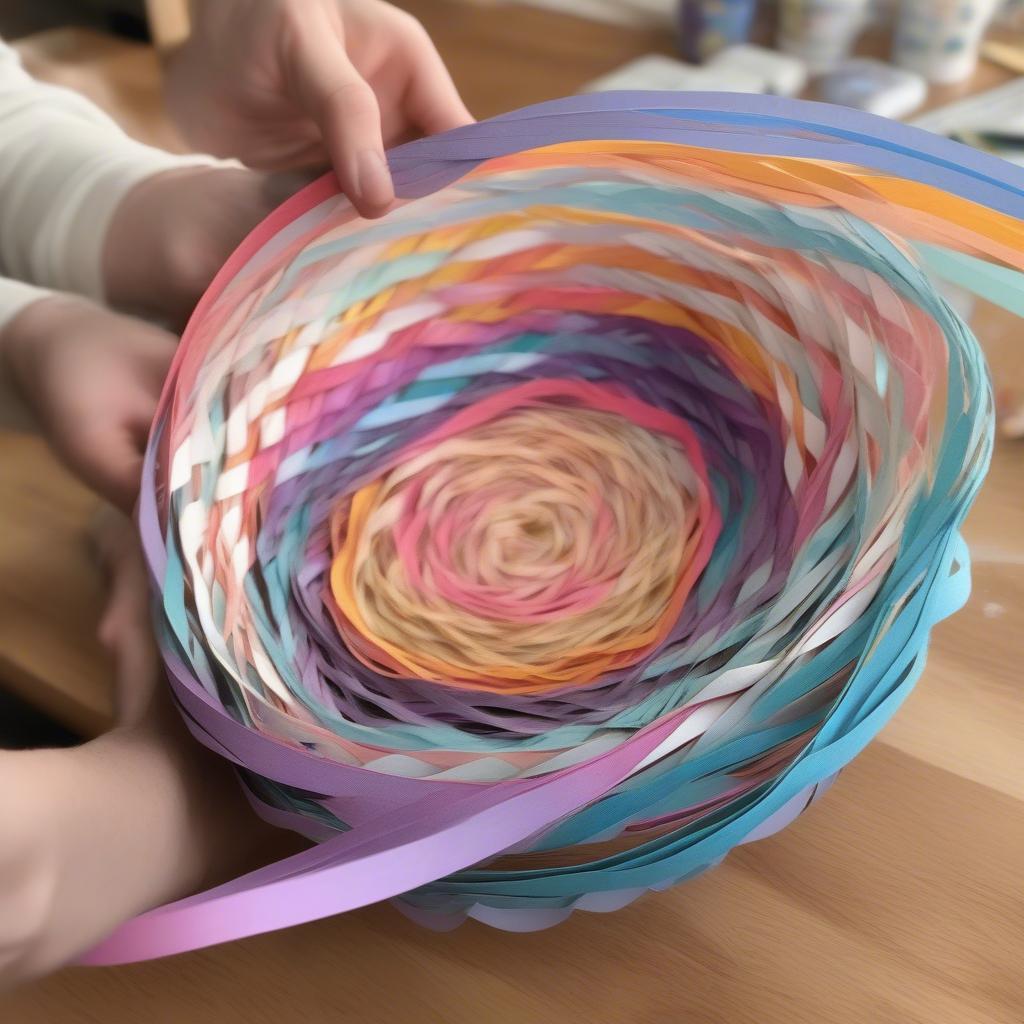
[94, 717, 291, 894]
[0, 296, 80, 395]
[103, 167, 216, 326]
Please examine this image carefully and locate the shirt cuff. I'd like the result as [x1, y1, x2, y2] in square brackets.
[21, 137, 222, 304]
[0, 277, 53, 335]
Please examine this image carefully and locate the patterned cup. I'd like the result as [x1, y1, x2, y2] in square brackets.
[777, 0, 873, 74]
[893, 0, 1002, 84]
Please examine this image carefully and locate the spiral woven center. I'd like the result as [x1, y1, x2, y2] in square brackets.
[328, 381, 716, 691]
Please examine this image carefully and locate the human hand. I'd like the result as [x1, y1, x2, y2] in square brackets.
[0, 297, 175, 512]
[164, 0, 473, 217]
[104, 165, 300, 329]
[0, 514, 300, 986]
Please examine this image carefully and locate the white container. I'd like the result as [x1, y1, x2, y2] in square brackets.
[707, 44, 809, 96]
[583, 55, 765, 94]
[893, 0, 1002, 84]
[817, 58, 927, 119]
[776, 0, 873, 75]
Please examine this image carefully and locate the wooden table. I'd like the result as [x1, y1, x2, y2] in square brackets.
[2, 9, 1023, 1023]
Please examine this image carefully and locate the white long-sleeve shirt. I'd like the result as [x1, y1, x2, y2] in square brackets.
[0, 38, 212, 330]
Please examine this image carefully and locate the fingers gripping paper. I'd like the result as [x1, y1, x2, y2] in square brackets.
[85, 93, 1017, 963]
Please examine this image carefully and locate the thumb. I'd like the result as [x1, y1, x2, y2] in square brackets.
[284, 9, 394, 218]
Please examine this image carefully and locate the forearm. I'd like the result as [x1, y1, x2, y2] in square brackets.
[0, 39, 217, 305]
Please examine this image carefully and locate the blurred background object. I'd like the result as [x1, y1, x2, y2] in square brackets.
[448, 0, 677, 26]
[815, 56, 926, 116]
[706, 43, 808, 94]
[998, 390, 1024, 439]
[776, 0, 872, 73]
[677, 0, 758, 62]
[0, 689, 77, 749]
[0, 0, 149, 40]
[913, 75, 1024, 164]
[893, 0, 1002, 83]
[584, 52, 764, 91]
[983, 36, 1024, 73]
[996, 0, 1024, 28]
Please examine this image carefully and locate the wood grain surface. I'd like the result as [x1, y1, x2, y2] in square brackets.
[1, 10, 1022, 1023]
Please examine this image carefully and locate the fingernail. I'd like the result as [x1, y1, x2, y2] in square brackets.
[354, 150, 394, 214]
